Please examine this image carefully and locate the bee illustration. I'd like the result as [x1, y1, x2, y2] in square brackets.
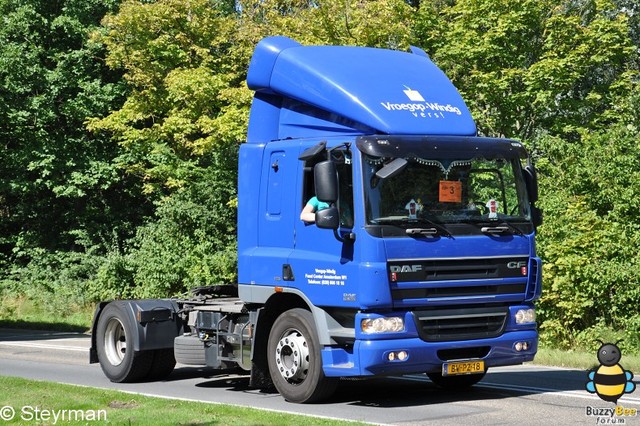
[586, 341, 636, 404]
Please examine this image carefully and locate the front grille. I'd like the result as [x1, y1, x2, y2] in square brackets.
[392, 283, 525, 300]
[388, 256, 529, 283]
[413, 306, 508, 342]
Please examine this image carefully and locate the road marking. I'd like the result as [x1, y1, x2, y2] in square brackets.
[478, 382, 640, 404]
[0, 341, 86, 352]
[401, 374, 640, 405]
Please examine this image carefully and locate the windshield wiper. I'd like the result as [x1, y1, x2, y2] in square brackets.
[479, 220, 525, 236]
[406, 227, 443, 237]
[406, 218, 452, 238]
[372, 217, 452, 238]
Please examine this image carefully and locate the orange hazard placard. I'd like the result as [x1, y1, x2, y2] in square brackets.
[439, 180, 462, 203]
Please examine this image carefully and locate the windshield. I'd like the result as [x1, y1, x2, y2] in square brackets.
[361, 144, 532, 231]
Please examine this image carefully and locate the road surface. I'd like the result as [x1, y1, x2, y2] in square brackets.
[1, 328, 639, 425]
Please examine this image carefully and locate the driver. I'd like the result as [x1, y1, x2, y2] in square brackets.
[300, 196, 329, 223]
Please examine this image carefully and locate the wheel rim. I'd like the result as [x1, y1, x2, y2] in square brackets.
[103, 317, 127, 366]
[274, 327, 310, 384]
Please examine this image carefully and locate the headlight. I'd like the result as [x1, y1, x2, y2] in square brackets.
[361, 317, 404, 333]
[515, 308, 536, 324]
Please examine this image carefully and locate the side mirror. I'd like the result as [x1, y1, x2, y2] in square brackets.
[523, 165, 538, 203]
[314, 160, 338, 203]
[316, 207, 356, 243]
[316, 206, 340, 230]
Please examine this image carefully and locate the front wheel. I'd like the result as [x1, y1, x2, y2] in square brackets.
[267, 308, 337, 403]
[427, 370, 487, 390]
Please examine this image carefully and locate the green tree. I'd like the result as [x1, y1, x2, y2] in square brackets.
[414, 0, 636, 140]
[0, 0, 143, 320]
[310, 0, 415, 48]
[88, 0, 250, 296]
[0, 0, 132, 255]
[536, 124, 640, 349]
[237, 0, 415, 49]
[88, 0, 249, 195]
[89, 146, 238, 300]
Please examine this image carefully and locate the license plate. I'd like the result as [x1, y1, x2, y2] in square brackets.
[442, 360, 485, 376]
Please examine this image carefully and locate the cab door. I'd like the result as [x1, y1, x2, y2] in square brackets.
[289, 144, 358, 307]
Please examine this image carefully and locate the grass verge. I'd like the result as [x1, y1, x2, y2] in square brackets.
[0, 318, 89, 333]
[0, 296, 93, 332]
[533, 347, 640, 373]
[0, 376, 363, 426]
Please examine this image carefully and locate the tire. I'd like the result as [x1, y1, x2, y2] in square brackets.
[427, 370, 487, 390]
[96, 302, 153, 383]
[146, 349, 176, 380]
[267, 308, 337, 403]
[174, 334, 207, 366]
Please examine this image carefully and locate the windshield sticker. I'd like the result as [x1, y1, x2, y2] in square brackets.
[405, 198, 422, 219]
[486, 199, 498, 219]
[439, 181, 462, 203]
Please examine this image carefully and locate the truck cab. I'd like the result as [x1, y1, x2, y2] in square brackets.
[237, 36, 541, 400]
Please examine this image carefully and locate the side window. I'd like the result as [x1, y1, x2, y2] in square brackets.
[300, 148, 354, 228]
[301, 158, 319, 213]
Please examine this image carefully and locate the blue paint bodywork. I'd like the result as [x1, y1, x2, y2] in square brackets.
[246, 36, 476, 141]
[238, 37, 541, 377]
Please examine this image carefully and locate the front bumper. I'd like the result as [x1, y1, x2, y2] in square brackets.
[321, 329, 538, 377]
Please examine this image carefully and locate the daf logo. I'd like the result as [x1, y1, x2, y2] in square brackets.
[390, 265, 423, 273]
[507, 261, 527, 269]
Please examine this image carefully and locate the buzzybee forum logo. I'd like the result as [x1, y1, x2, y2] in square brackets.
[585, 341, 636, 404]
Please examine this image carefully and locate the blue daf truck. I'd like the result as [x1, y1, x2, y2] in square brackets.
[90, 36, 543, 403]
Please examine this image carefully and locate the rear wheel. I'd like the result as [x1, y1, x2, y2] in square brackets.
[427, 370, 487, 390]
[96, 303, 153, 382]
[147, 349, 176, 380]
[267, 308, 337, 403]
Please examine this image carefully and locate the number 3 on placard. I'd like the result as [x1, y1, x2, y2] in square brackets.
[439, 181, 462, 203]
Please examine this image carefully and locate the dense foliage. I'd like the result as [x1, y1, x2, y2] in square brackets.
[1, 0, 639, 352]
